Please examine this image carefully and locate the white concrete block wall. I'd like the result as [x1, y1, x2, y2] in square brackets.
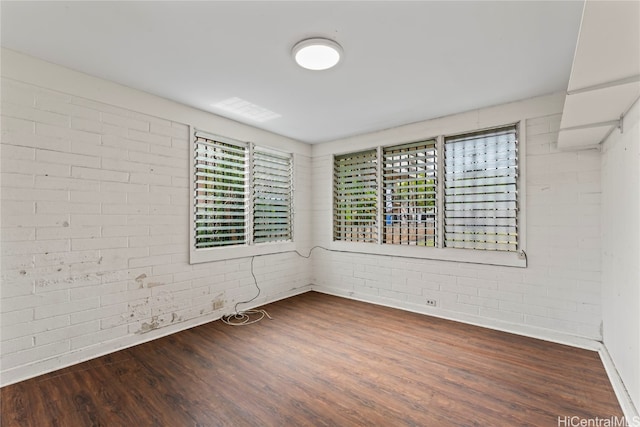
[0, 69, 312, 385]
[601, 97, 640, 412]
[311, 93, 603, 342]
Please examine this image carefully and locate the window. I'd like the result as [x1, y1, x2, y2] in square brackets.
[193, 131, 292, 251]
[333, 124, 521, 259]
[444, 125, 518, 251]
[194, 135, 248, 248]
[253, 147, 293, 243]
[383, 140, 437, 246]
[333, 150, 378, 242]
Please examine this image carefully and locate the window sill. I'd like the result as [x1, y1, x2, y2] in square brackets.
[329, 241, 527, 268]
[190, 241, 296, 264]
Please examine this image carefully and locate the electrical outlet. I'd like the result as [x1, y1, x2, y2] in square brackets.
[213, 299, 224, 310]
[425, 299, 437, 307]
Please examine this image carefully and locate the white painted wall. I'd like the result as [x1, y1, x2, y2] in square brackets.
[311, 93, 604, 345]
[601, 97, 640, 412]
[0, 49, 312, 386]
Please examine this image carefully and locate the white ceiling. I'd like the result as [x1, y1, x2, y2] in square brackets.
[1, 1, 584, 144]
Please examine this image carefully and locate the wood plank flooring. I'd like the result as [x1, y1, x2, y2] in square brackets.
[1, 292, 623, 426]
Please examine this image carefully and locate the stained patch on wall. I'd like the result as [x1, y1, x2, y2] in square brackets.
[212, 292, 225, 311]
[138, 316, 159, 333]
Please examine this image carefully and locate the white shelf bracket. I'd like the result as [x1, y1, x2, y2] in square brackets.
[618, 114, 624, 133]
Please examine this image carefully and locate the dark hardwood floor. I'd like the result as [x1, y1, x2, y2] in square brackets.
[1, 292, 623, 426]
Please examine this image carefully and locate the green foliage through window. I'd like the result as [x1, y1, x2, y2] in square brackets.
[194, 133, 292, 249]
[333, 124, 519, 252]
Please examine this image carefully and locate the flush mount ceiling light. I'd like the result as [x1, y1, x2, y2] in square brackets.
[292, 38, 343, 71]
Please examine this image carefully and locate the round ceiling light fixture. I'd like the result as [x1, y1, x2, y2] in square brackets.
[292, 38, 343, 71]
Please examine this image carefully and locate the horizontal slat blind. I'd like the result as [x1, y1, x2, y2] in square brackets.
[334, 150, 378, 242]
[444, 125, 518, 251]
[383, 141, 437, 246]
[253, 148, 292, 243]
[194, 134, 248, 248]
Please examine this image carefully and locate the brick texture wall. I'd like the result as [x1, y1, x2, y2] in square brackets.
[0, 76, 311, 384]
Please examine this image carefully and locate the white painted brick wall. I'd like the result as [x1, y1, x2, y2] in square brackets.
[601, 98, 640, 412]
[311, 98, 603, 340]
[1, 76, 312, 383]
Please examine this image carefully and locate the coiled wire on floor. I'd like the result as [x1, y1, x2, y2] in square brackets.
[220, 247, 327, 326]
[221, 257, 273, 326]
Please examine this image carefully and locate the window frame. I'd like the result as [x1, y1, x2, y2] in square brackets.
[190, 128, 295, 264]
[330, 122, 527, 268]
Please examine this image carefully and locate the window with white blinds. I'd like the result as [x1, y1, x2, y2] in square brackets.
[443, 125, 519, 251]
[383, 141, 437, 246]
[333, 150, 378, 242]
[331, 123, 522, 263]
[194, 135, 248, 248]
[193, 132, 292, 250]
[253, 148, 293, 243]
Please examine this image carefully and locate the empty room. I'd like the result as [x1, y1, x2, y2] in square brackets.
[1, 1, 638, 426]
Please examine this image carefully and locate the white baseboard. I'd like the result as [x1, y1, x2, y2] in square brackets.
[310, 285, 601, 350]
[0, 285, 312, 387]
[597, 343, 640, 422]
